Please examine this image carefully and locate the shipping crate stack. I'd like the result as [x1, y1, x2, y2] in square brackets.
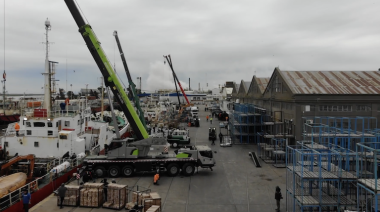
[125, 191, 150, 210]
[102, 184, 127, 209]
[143, 192, 161, 212]
[131, 191, 150, 205]
[146, 205, 161, 212]
[79, 183, 104, 207]
[56, 185, 80, 206]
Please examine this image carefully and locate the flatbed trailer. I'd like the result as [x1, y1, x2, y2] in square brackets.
[85, 154, 210, 178]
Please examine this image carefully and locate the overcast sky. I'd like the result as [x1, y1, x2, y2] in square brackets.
[1, 0, 380, 94]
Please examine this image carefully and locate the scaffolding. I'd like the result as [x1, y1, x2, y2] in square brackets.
[356, 142, 380, 212]
[230, 103, 295, 145]
[286, 145, 357, 212]
[286, 116, 380, 212]
[300, 116, 378, 151]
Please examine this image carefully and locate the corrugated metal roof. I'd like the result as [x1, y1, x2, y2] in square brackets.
[256, 77, 270, 94]
[281, 71, 380, 94]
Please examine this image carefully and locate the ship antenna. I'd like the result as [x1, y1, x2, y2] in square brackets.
[42, 18, 52, 115]
[2, 0, 5, 112]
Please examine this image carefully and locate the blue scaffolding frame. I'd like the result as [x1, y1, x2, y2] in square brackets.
[230, 103, 290, 144]
[286, 145, 358, 212]
[356, 142, 380, 212]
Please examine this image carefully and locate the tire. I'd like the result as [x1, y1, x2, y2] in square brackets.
[167, 163, 180, 176]
[122, 165, 134, 177]
[172, 142, 178, 148]
[182, 163, 195, 176]
[108, 165, 120, 177]
[94, 166, 106, 178]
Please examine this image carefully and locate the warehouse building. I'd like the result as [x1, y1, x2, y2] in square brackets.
[231, 67, 380, 142]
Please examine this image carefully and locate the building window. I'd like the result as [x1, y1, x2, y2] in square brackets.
[357, 105, 371, 111]
[27, 130, 32, 135]
[57, 143, 59, 148]
[48, 130, 53, 136]
[64, 121, 70, 127]
[60, 135, 67, 140]
[34, 142, 39, 147]
[26, 122, 31, 127]
[33, 122, 45, 127]
[319, 105, 352, 112]
[47, 122, 53, 127]
[4, 141, 8, 147]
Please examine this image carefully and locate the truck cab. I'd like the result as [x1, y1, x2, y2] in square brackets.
[177, 145, 215, 169]
[167, 129, 190, 148]
[190, 107, 199, 117]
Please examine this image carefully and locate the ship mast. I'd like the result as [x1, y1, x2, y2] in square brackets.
[43, 18, 51, 115]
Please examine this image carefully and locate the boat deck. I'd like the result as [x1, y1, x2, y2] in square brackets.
[30, 105, 286, 212]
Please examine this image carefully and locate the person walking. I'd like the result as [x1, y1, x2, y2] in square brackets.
[206, 115, 209, 122]
[211, 136, 216, 145]
[210, 117, 213, 124]
[219, 132, 223, 143]
[275, 186, 283, 211]
[15, 122, 20, 136]
[21, 189, 31, 212]
[58, 184, 67, 209]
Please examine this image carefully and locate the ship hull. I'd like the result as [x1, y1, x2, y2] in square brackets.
[2, 165, 81, 212]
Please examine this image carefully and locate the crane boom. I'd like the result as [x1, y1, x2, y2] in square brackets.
[0, 154, 35, 180]
[113, 31, 147, 129]
[164, 55, 190, 105]
[64, 0, 148, 140]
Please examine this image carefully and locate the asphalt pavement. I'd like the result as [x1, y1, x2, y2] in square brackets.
[31, 104, 287, 212]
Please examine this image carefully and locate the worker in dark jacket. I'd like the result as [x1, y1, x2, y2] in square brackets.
[58, 184, 67, 209]
[219, 132, 223, 143]
[275, 186, 283, 211]
[101, 178, 109, 201]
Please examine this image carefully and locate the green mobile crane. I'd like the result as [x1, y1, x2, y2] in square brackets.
[64, 1, 148, 140]
[113, 31, 147, 129]
[64, 0, 215, 178]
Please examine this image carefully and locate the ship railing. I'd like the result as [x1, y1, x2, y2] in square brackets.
[63, 157, 84, 169]
[0, 157, 81, 211]
[0, 172, 50, 211]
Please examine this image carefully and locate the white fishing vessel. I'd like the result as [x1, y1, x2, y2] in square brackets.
[0, 19, 129, 159]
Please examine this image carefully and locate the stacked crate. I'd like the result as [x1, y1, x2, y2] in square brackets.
[143, 192, 161, 212]
[132, 191, 150, 205]
[146, 205, 161, 212]
[56, 185, 80, 206]
[102, 184, 127, 209]
[79, 183, 104, 207]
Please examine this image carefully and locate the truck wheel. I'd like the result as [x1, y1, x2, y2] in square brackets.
[172, 142, 178, 148]
[182, 163, 195, 176]
[167, 163, 180, 176]
[94, 166, 106, 178]
[122, 165, 134, 177]
[108, 166, 120, 177]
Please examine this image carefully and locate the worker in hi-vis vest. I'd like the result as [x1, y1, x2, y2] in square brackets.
[15, 122, 20, 136]
[154, 172, 160, 185]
